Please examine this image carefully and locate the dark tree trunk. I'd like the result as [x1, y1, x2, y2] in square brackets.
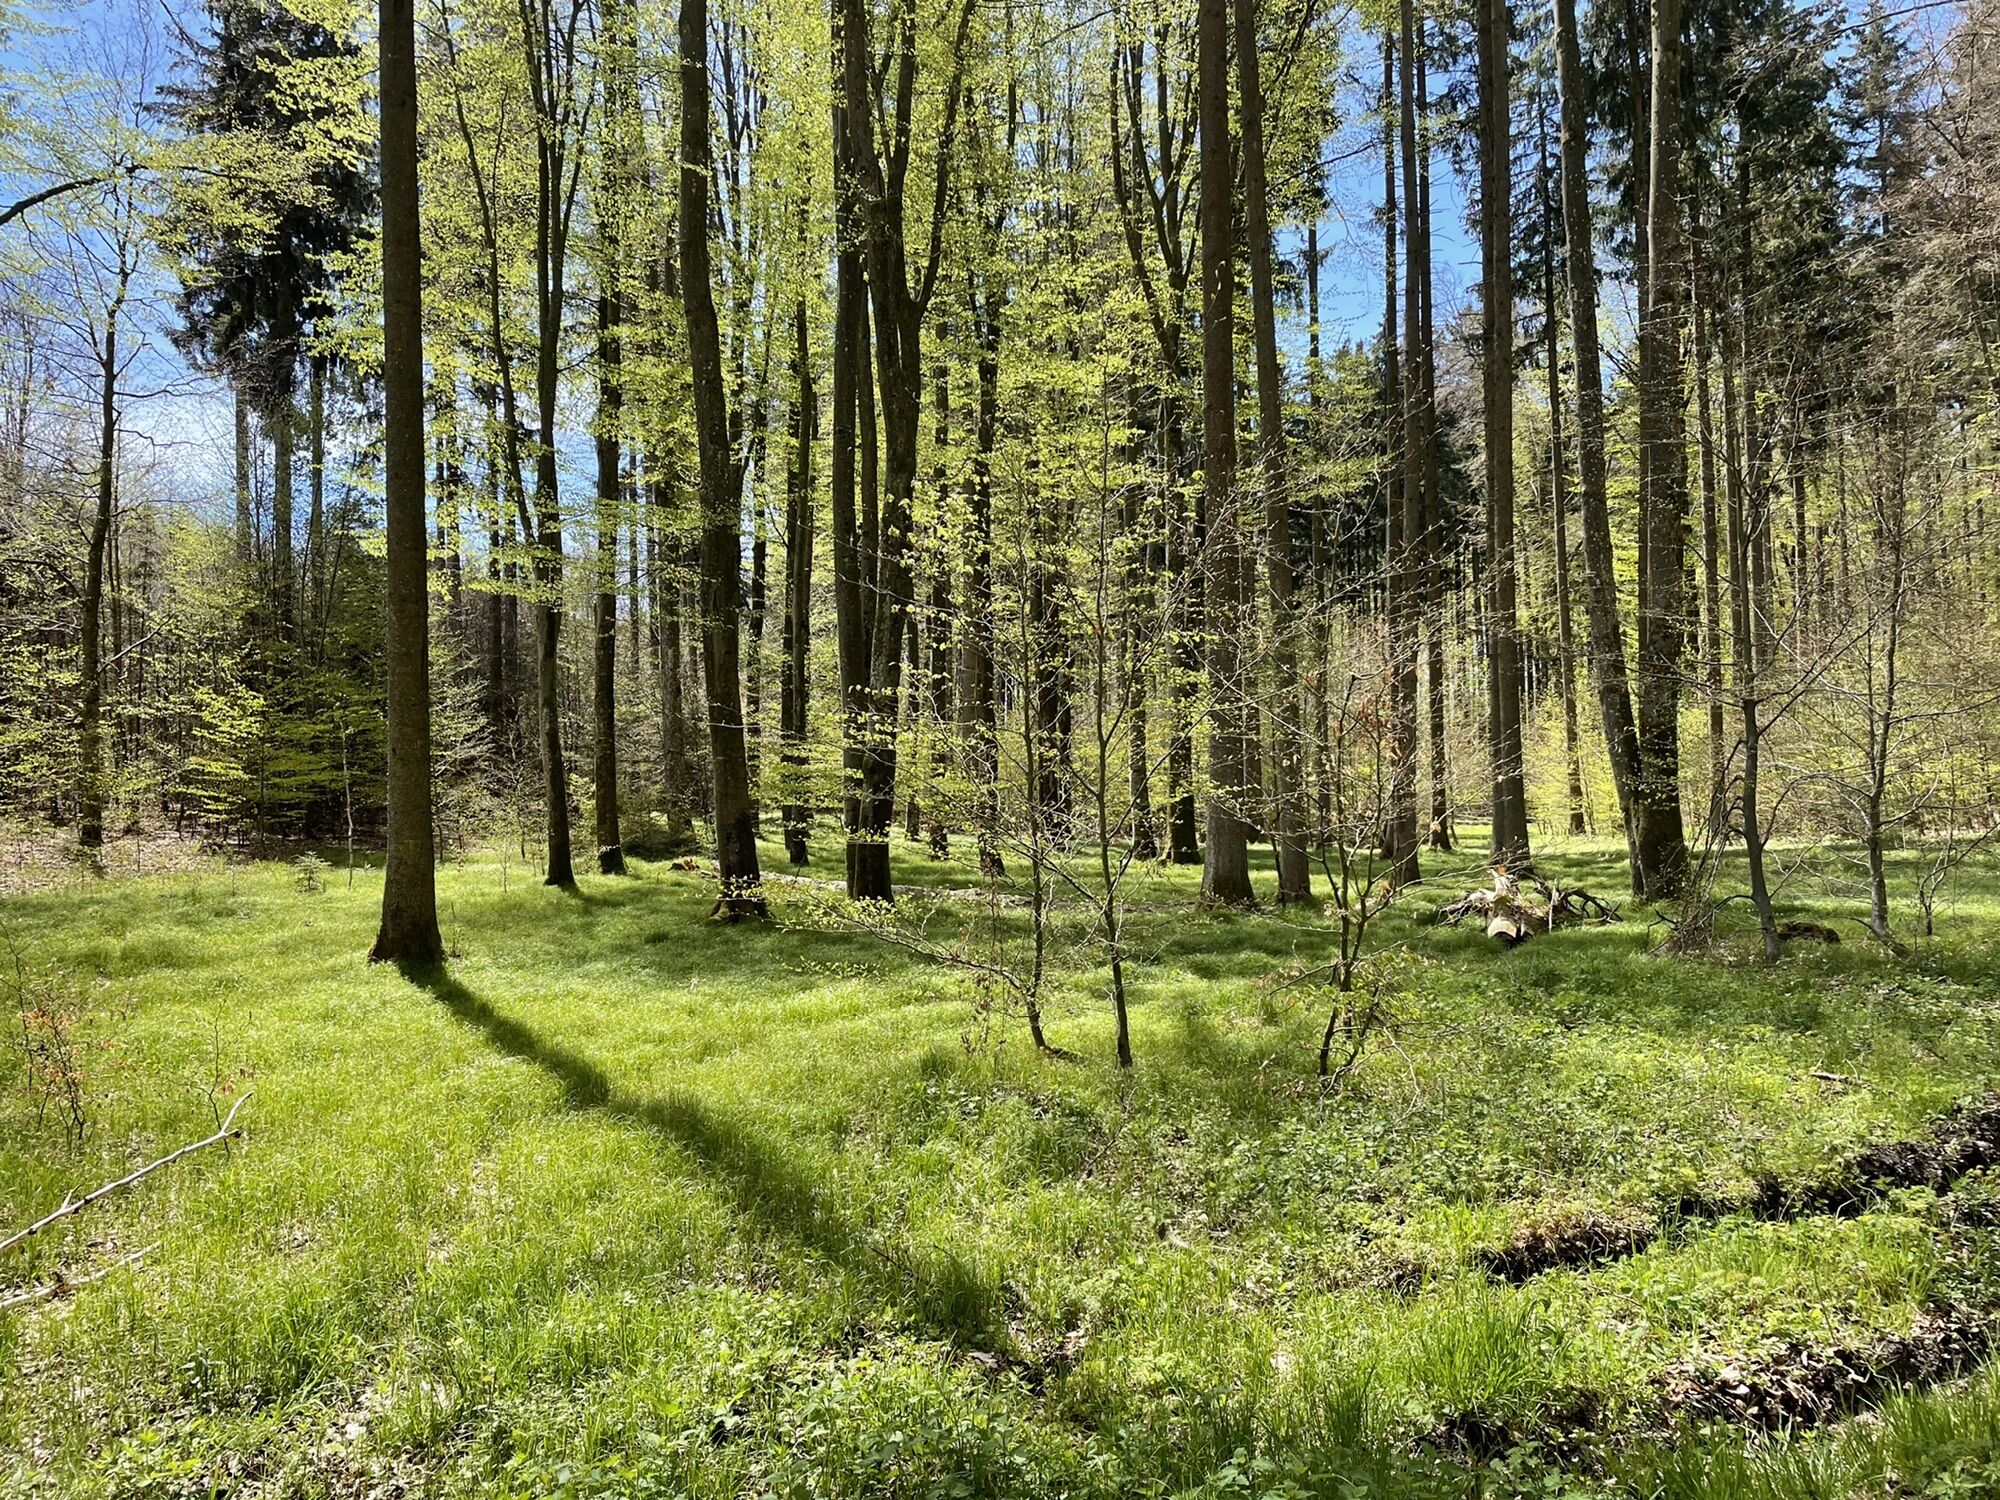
[272, 370, 295, 633]
[1417, 36, 1453, 855]
[370, 0, 444, 966]
[1121, 467, 1160, 862]
[1480, 0, 1530, 869]
[234, 386, 253, 562]
[781, 299, 816, 867]
[307, 355, 328, 638]
[1236, 0, 1309, 904]
[831, 0, 969, 902]
[1553, 0, 1645, 883]
[80, 282, 126, 850]
[1691, 216, 1727, 832]
[1198, 0, 1254, 906]
[1539, 117, 1587, 837]
[1388, 9, 1422, 889]
[1632, 0, 1691, 897]
[961, 285, 1005, 876]
[593, 293, 626, 874]
[680, 0, 765, 919]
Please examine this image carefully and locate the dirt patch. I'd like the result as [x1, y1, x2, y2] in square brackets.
[1472, 1097, 2000, 1286]
[1660, 1305, 1992, 1432]
[1472, 1211, 1657, 1283]
[1678, 1095, 2000, 1223]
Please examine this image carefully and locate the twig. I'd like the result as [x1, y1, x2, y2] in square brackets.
[0, 1092, 251, 1260]
[0, 1240, 159, 1312]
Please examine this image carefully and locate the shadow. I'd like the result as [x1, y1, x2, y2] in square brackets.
[400, 961, 1012, 1357]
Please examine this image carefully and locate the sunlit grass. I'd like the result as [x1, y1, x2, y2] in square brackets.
[2, 827, 1998, 1495]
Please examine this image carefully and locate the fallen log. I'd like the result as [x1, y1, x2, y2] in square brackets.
[0, 1092, 250, 1261]
[1434, 873, 1620, 946]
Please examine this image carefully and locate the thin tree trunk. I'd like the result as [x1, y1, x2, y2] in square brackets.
[1388, 9, 1423, 888]
[1417, 33, 1453, 855]
[593, 293, 626, 874]
[962, 282, 1005, 876]
[781, 299, 816, 866]
[79, 280, 126, 850]
[1540, 123, 1585, 836]
[1480, 0, 1530, 869]
[1691, 216, 1727, 832]
[1199, 0, 1254, 906]
[307, 355, 327, 634]
[234, 387, 253, 562]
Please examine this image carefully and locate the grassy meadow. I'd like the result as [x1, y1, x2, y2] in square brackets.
[4, 827, 2000, 1497]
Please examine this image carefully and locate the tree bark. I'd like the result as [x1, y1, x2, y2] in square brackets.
[1388, 6, 1423, 889]
[79, 276, 127, 851]
[1632, 0, 1691, 897]
[1552, 0, 1644, 881]
[1540, 121, 1586, 837]
[680, 0, 765, 919]
[1236, 0, 1309, 904]
[370, 0, 444, 966]
[1417, 34, 1453, 855]
[593, 292, 626, 874]
[781, 298, 816, 866]
[1198, 0, 1254, 906]
[1480, 0, 1530, 869]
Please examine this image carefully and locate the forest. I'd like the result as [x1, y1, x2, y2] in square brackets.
[4, 0, 2000, 1487]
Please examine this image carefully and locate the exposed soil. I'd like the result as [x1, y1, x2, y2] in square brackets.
[1471, 1211, 1656, 1282]
[1660, 1304, 1993, 1432]
[1474, 1096, 2000, 1283]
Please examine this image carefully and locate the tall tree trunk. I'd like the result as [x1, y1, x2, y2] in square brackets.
[1632, 0, 1691, 897]
[272, 374, 295, 632]
[307, 354, 327, 634]
[680, 0, 765, 919]
[1198, 0, 1254, 906]
[1481, 0, 1530, 868]
[370, 0, 444, 966]
[1121, 465, 1160, 862]
[961, 283, 1006, 876]
[1552, 0, 1644, 883]
[79, 281, 126, 851]
[1417, 34, 1453, 854]
[593, 293, 626, 874]
[781, 299, 816, 866]
[234, 386, 253, 562]
[1387, 8, 1422, 888]
[1236, 0, 1309, 904]
[1541, 124, 1586, 837]
[1691, 215, 1727, 832]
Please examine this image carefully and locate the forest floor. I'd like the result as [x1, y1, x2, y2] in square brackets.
[4, 824, 2000, 1498]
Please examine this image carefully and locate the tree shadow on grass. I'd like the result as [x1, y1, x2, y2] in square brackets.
[399, 961, 1012, 1359]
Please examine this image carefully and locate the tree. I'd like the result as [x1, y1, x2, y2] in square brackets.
[1551, 0, 1644, 883]
[1480, 0, 1530, 870]
[1235, 0, 1309, 904]
[369, 0, 444, 967]
[680, 0, 765, 919]
[1197, 0, 1254, 907]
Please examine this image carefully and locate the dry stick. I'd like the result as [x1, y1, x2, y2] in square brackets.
[0, 1240, 159, 1312]
[0, 1092, 251, 1260]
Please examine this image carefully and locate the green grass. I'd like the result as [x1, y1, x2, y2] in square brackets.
[3, 827, 2000, 1497]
